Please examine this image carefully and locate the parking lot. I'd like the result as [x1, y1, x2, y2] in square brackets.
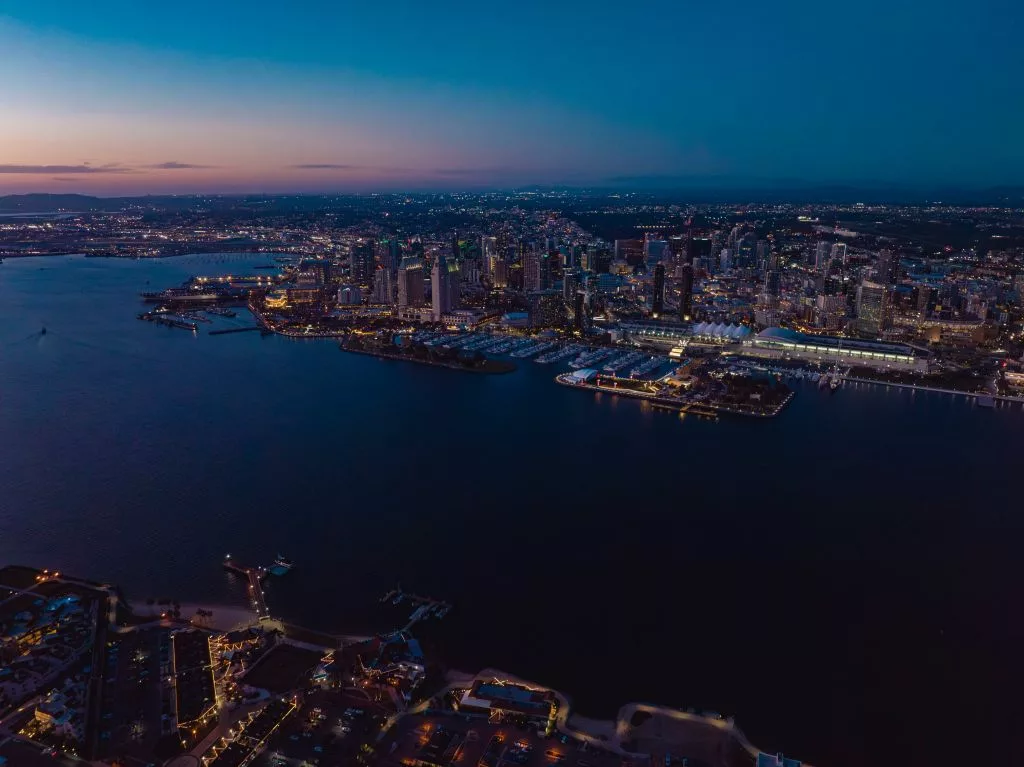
[95, 627, 176, 762]
[378, 714, 626, 767]
[241, 644, 324, 694]
[251, 688, 388, 767]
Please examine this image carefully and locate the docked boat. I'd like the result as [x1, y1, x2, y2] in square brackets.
[267, 555, 293, 576]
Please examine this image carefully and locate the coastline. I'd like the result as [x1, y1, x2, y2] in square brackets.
[341, 342, 517, 374]
[555, 373, 794, 418]
[130, 601, 259, 632]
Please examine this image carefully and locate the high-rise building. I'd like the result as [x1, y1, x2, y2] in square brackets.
[830, 243, 848, 267]
[319, 259, 334, 286]
[431, 254, 460, 321]
[540, 252, 553, 290]
[876, 249, 899, 285]
[645, 239, 669, 270]
[652, 263, 666, 316]
[756, 240, 770, 272]
[481, 236, 496, 277]
[762, 255, 781, 301]
[390, 239, 402, 270]
[574, 289, 589, 332]
[492, 259, 509, 289]
[678, 235, 695, 321]
[856, 280, 891, 336]
[523, 249, 541, 292]
[736, 235, 756, 268]
[916, 284, 935, 314]
[563, 269, 580, 302]
[337, 284, 362, 305]
[614, 239, 644, 266]
[397, 257, 425, 308]
[372, 267, 394, 305]
[814, 241, 831, 272]
[350, 243, 374, 284]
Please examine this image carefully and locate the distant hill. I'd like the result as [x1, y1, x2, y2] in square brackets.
[0, 193, 109, 212]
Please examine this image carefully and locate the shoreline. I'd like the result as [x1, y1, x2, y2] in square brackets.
[555, 373, 794, 418]
[341, 342, 518, 374]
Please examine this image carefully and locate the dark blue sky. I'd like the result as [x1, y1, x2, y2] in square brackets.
[1, 1, 1021, 192]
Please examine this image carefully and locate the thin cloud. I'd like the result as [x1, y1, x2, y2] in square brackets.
[0, 163, 135, 174]
[148, 161, 214, 170]
[290, 163, 364, 170]
[432, 167, 509, 176]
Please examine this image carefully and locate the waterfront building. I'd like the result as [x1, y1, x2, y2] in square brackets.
[747, 326, 926, 369]
[453, 679, 557, 727]
[397, 257, 425, 308]
[856, 280, 892, 335]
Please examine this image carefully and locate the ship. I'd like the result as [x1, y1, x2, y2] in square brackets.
[267, 554, 293, 576]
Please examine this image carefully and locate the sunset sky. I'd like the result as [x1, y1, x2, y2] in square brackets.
[1, 0, 1021, 195]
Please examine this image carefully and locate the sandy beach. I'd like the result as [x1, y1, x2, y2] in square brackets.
[131, 602, 257, 632]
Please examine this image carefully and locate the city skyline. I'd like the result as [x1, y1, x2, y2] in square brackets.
[2, 0, 1022, 195]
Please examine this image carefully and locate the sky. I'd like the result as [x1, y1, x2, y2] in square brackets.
[0, 1, 1021, 195]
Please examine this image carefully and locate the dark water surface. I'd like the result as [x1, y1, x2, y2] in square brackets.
[2, 255, 1022, 767]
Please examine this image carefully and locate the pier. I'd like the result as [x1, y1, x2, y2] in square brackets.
[138, 311, 198, 332]
[380, 586, 452, 631]
[222, 555, 271, 621]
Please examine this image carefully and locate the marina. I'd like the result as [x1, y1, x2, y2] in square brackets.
[137, 311, 198, 332]
[380, 586, 453, 630]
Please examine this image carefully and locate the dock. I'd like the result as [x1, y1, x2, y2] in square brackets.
[381, 586, 452, 631]
[138, 311, 198, 332]
[222, 555, 271, 621]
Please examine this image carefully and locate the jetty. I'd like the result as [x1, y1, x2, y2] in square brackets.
[222, 555, 271, 621]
